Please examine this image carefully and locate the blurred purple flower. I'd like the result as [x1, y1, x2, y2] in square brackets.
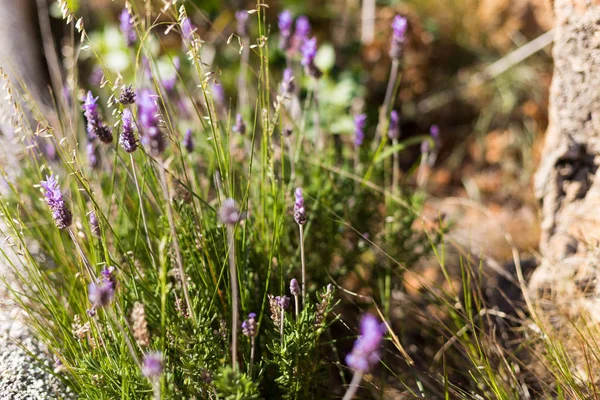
[345, 314, 386, 373]
[242, 312, 257, 337]
[82, 91, 113, 143]
[278, 10, 293, 50]
[281, 68, 295, 94]
[137, 89, 166, 156]
[430, 124, 439, 140]
[142, 352, 164, 378]
[181, 17, 196, 42]
[219, 198, 244, 225]
[86, 142, 100, 169]
[388, 110, 400, 140]
[354, 113, 367, 147]
[88, 280, 115, 308]
[236, 10, 249, 37]
[276, 295, 290, 310]
[390, 15, 408, 60]
[119, 109, 138, 153]
[212, 82, 225, 108]
[290, 278, 300, 296]
[40, 175, 72, 230]
[89, 66, 104, 86]
[301, 37, 322, 78]
[119, 9, 136, 47]
[233, 113, 246, 135]
[421, 140, 430, 154]
[89, 211, 100, 238]
[294, 16, 311, 41]
[183, 128, 194, 153]
[293, 188, 306, 225]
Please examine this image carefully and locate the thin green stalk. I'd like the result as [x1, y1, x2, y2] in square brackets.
[373, 59, 400, 148]
[227, 225, 239, 368]
[299, 224, 306, 307]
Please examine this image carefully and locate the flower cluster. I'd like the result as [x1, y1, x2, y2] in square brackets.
[119, 8, 136, 47]
[293, 188, 307, 225]
[354, 114, 367, 147]
[390, 15, 408, 60]
[83, 91, 113, 143]
[137, 89, 166, 156]
[40, 175, 72, 230]
[345, 314, 386, 373]
[119, 85, 136, 105]
[242, 313, 257, 337]
[301, 37, 321, 78]
[278, 11, 293, 50]
[119, 109, 138, 153]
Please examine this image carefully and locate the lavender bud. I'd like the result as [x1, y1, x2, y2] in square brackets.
[294, 16, 311, 41]
[278, 10, 293, 50]
[281, 68, 295, 94]
[236, 10, 249, 38]
[101, 266, 117, 289]
[119, 109, 138, 153]
[88, 280, 115, 308]
[354, 113, 367, 147]
[86, 307, 96, 317]
[301, 37, 322, 78]
[276, 295, 290, 310]
[293, 188, 307, 225]
[40, 175, 72, 230]
[290, 279, 300, 296]
[183, 128, 194, 153]
[119, 85, 136, 105]
[137, 89, 166, 156]
[233, 113, 246, 135]
[89, 211, 100, 238]
[345, 313, 386, 373]
[212, 82, 225, 109]
[388, 110, 400, 140]
[142, 352, 164, 378]
[242, 312, 257, 337]
[390, 15, 408, 60]
[119, 8, 137, 47]
[219, 198, 244, 225]
[82, 91, 113, 143]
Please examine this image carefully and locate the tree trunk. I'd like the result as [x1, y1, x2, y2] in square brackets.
[530, 0, 600, 319]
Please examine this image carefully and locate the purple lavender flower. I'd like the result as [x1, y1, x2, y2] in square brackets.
[89, 211, 100, 238]
[354, 113, 367, 147]
[136, 89, 166, 156]
[119, 85, 136, 105]
[181, 17, 196, 42]
[89, 66, 104, 86]
[86, 142, 100, 169]
[119, 8, 136, 47]
[301, 37, 321, 78]
[281, 68, 295, 94]
[430, 125, 439, 140]
[236, 10, 249, 38]
[390, 15, 408, 60]
[212, 82, 225, 108]
[293, 188, 307, 225]
[242, 312, 257, 337]
[294, 16, 311, 41]
[40, 175, 72, 230]
[101, 266, 117, 289]
[219, 198, 244, 225]
[82, 91, 113, 143]
[278, 10, 293, 50]
[233, 113, 246, 135]
[119, 109, 138, 153]
[290, 278, 300, 296]
[183, 128, 194, 153]
[88, 280, 115, 308]
[388, 110, 400, 140]
[142, 352, 164, 378]
[276, 295, 290, 310]
[345, 314, 386, 373]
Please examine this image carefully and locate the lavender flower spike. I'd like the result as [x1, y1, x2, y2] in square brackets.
[119, 8, 136, 47]
[219, 198, 244, 225]
[242, 313, 257, 337]
[181, 17, 196, 42]
[294, 16, 311, 41]
[233, 113, 246, 135]
[282, 68, 295, 94]
[82, 91, 113, 143]
[119, 109, 138, 153]
[354, 114, 367, 147]
[290, 279, 300, 296]
[301, 37, 321, 78]
[388, 110, 400, 140]
[119, 85, 136, 105]
[136, 89, 166, 156]
[236, 10, 249, 38]
[278, 10, 293, 50]
[142, 352, 164, 378]
[40, 175, 72, 230]
[183, 128, 194, 153]
[88, 280, 115, 308]
[390, 15, 408, 60]
[293, 188, 307, 225]
[345, 313, 386, 373]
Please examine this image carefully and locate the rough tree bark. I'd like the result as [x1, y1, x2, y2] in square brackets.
[530, 0, 600, 319]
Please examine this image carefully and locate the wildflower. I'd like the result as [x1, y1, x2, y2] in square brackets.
[281, 68, 295, 94]
[40, 175, 72, 230]
[345, 314, 386, 373]
[137, 89, 166, 156]
[101, 266, 117, 292]
[89, 211, 100, 238]
[88, 280, 115, 308]
[142, 352, 164, 378]
[389, 15, 408, 60]
[430, 124, 440, 140]
[131, 302, 150, 347]
[219, 198, 243, 225]
[119, 109, 138, 153]
[181, 17, 196, 42]
[242, 313, 257, 337]
[354, 113, 367, 147]
[212, 81, 225, 109]
[233, 113, 246, 135]
[82, 91, 113, 143]
[277, 295, 290, 310]
[290, 279, 300, 296]
[236, 10, 249, 38]
[119, 85, 136, 105]
[388, 110, 400, 140]
[183, 128, 194, 153]
[294, 16, 311, 41]
[86, 142, 100, 169]
[278, 10, 293, 50]
[293, 188, 307, 225]
[119, 8, 136, 47]
[301, 37, 321, 78]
